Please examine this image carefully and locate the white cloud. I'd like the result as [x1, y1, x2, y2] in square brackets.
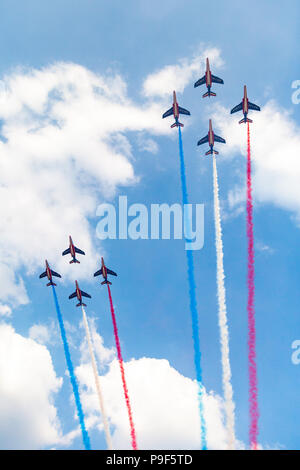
[143, 46, 224, 98]
[73, 311, 246, 450]
[0, 62, 169, 306]
[136, 134, 159, 154]
[0, 323, 62, 449]
[0, 264, 28, 307]
[76, 357, 233, 450]
[0, 304, 12, 317]
[255, 241, 274, 254]
[29, 324, 53, 345]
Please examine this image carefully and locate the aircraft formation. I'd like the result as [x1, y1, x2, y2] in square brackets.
[39, 240, 117, 305]
[162, 57, 261, 150]
[38, 58, 261, 450]
[39, 236, 135, 451]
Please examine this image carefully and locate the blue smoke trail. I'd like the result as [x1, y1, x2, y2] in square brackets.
[51, 285, 91, 450]
[178, 126, 207, 450]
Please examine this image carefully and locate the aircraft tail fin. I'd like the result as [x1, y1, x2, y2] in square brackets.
[69, 259, 80, 264]
[203, 91, 216, 98]
[171, 121, 183, 128]
[205, 149, 219, 156]
[239, 117, 253, 124]
[47, 281, 56, 287]
[76, 302, 86, 307]
[101, 280, 112, 285]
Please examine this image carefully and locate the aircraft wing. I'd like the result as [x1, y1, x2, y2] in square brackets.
[230, 102, 243, 114]
[107, 268, 117, 277]
[39, 271, 47, 279]
[62, 248, 71, 256]
[69, 291, 77, 299]
[197, 135, 209, 146]
[94, 267, 103, 277]
[162, 107, 173, 119]
[51, 270, 61, 278]
[248, 101, 260, 111]
[194, 75, 206, 88]
[74, 247, 85, 255]
[81, 291, 91, 299]
[214, 134, 226, 144]
[211, 74, 224, 84]
[178, 106, 190, 116]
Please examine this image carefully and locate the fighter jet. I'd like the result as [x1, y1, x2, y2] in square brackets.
[39, 260, 61, 286]
[162, 91, 190, 128]
[94, 257, 117, 285]
[62, 236, 85, 264]
[194, 58, 224, 98]
[197, 119, 226, 155]
[231, 85, 260, 124]
[69, 280, 91, 307]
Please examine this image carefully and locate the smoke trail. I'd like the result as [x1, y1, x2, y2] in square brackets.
[81, 305, 113, 450]
[178, 126, 207, 450]
[51, 285, 91, 450]
[246, 122, 259, 449]
[106, 284, 138, 450]
[212, 153, 236, 450]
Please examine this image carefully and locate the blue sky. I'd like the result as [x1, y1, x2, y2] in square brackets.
[0, 0, 299, 450]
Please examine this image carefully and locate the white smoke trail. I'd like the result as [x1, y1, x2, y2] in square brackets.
[81, 306, 113, 450]
[212, 153, 236, 450]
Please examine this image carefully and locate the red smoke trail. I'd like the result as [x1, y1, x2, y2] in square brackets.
[246, 122, 259, 449]
[107, 284, 138, 450]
